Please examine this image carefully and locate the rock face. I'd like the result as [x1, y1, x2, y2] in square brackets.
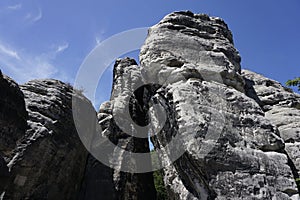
[149, 79, 298, 199]
[242, 70, 300, 184]
[140, 11, 245, 92]
[138, 11, 300, 199]
[0, 70, 27, 154]
[79, 58, 157, 200]
[0, 77, 90, 199]
[0, 71, 27, 195]
[80, 11, 300, 200]
[0, 10, 300, 200]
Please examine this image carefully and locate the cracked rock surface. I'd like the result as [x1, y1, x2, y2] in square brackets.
[0, 11, 299, 200]
[0, 78, 89, 199]
[243, 69, 300, 190]
[140, 11, 300, 199]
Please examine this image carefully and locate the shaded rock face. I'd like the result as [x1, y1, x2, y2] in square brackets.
[0, 77, 90, 199]
[79, 58, 157, 200]
[0, 71, 27, 154]
[0, 71, 27, 195]
[0, 156, 9, 193]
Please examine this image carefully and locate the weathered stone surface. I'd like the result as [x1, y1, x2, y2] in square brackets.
[0, 156, 9, 193]
[79, 58, 157, 200]
[0, 71, 27, 195]
[138, 11, 299, 199]
[140, 11, 245, 92]
[242, 69, 300, 180]
[0, 70, 27, 154]
[150, 79, 298, 199]
[79, 154, 117, 200]
[1, 79, 89, 199]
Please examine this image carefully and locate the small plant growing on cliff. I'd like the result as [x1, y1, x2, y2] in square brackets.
[286, 77, 300, 91]
[64, 82, 85, 95]
[151, 150, 167, 200]
[74, 88, 85, 95]
[296, 178, 300, 189]
[153, 170, 167, 200]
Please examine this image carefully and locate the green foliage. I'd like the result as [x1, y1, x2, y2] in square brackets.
[286, 77, 300, 91]
[296, 178, 300, 189]
[151, 150, 167, 200]
[153, 170, 167, 200]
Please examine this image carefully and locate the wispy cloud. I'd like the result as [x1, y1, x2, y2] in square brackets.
[95, 37, 101, 45]
[55, 42, 69, 53]
[33, 8, 42, 22]
[0, 40, 69, 84]
[0, 43, 20, 60]
[95, 30, 106, 45]
[25, 8, 42, 23]
[7, 3, 22, 10]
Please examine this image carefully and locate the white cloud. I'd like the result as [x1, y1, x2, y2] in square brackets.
[95, 30, 106, 45]
[95, 37, 101, 45]
[33, 8, 42, 22]
[25, 8, 42, 23]
[0, 43, 20, 60]
[0, 40, 69, 84]
[55, 42, 69, 53]
[7, 3, 22, 10]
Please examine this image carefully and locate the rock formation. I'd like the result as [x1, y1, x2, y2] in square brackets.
[0, 11, 299, 200]
[138, 11, 300, 199]
[0, 71, 27, 155]
[0, 77, 89, 199]
[242, 70, 300, 188]
[79, 58, 157, 200]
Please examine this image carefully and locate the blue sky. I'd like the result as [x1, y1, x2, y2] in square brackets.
[0, 0, 299, 109]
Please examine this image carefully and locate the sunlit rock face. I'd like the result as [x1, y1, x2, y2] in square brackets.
[139, 11, 299, 199]
[243, 69, 300, 184]
[140, 11, 245, 92]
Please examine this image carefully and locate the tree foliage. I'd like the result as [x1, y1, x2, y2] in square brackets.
[151, 150, 167, 200]
[296, 178, 300, 190]
[286, 77, 300, 91]
[153, 170, 168, 200]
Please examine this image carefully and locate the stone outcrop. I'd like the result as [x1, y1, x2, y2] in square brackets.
[0, 71, 28, 195]
[243, 70, 300, 187]
[0, 156, 9, 193]
[140, 11, 245, 92]
[0, 77, 90, 199]
[0, 10, 300, 200]
[79, 58, 157, 200]
[0, 70, 27, 155]
[137, 11, 300, 199]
